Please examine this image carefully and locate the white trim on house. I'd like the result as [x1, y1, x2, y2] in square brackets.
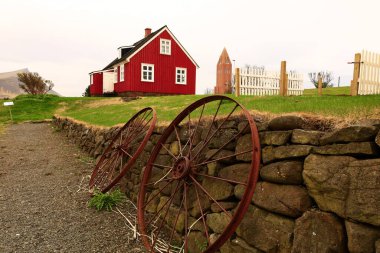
[120, 65, 124, 82]
[117, 45, 135, 50]
[114, 67, 118, 83]
[141, 63, 154, 82]
[175, 67, 187, 85]
[89, 69, 114, 75]
[126, 27, 199, 68]
[90, 74, 93, 85]
[160, 38, 171, 55]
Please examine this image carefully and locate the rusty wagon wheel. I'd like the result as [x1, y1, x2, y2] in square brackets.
[137, 96, 260, 253]
[89, 107, 156, 194]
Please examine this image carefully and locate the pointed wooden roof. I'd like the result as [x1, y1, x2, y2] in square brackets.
[218, 47, 231, 65]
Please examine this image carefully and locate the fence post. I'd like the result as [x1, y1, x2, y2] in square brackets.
[350, 53, 361, 96]
[280, 61, 287, 96]
[285, 73, 288, 96]
[235, 68, 240, 96]
[318, 76, 322, 96]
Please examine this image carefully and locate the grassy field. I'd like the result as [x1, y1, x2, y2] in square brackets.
[0, 87, 379, 128]
[0, 95, 105, 125]
[303, 86, 350, 96]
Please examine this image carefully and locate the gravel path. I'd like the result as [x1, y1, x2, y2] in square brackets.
[0, 123, 145, 253]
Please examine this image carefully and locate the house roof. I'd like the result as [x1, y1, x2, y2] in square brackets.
[102, 25, 198, 70]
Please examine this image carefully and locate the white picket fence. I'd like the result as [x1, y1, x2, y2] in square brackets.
[358, 50, 380, 95]
[234, 68, 304, 96]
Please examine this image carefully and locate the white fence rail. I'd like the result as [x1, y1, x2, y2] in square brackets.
[233, 68, 303, 96]
[358, 50, 380, 95]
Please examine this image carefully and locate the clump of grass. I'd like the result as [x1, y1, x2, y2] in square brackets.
[88, 189, 125, 211]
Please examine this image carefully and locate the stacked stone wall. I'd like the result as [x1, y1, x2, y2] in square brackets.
[52, 115, 380, 253]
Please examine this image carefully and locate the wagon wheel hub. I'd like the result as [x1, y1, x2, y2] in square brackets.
[172, 156, 191, 180]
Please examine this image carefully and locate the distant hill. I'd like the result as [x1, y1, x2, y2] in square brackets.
[0, 69, 60, 98]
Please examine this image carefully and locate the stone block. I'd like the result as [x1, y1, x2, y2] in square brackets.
[259, 131, 292, 146]
[269, 115, 305, 130]
[345, 220, 380, 253]
[220, 237, 264, 253]
[303, 154, 380, 226]
[320, 125, 378, 145]
[202, 177, 234, 201]
[262, 145, 313, 164]
[292, 210, 346, 253]
[313, 142, 379, 156]
[260, 160, 303, 185]
[291, 129, 323, 145]
[235, 134, 253, 162]
[252, 182, 312, 218]
[218, 163, 252, 184]
[236, 205, 295, 252]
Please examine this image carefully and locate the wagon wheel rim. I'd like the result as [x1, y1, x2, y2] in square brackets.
[89, 107, 156, 193]
[137, 96, 260, 253]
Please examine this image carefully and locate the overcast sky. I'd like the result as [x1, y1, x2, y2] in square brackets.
[1, 0, 380, 96]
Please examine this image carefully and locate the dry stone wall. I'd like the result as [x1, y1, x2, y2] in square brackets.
[52, 115, 380, 253]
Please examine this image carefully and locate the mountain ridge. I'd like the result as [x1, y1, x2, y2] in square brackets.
[0, 68, 60, 98]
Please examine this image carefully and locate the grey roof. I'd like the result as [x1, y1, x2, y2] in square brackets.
[103, 25, 167, 70]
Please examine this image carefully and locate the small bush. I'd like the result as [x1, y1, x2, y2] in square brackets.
[102, 91, 118, 97]
[88, 189, 125, 211]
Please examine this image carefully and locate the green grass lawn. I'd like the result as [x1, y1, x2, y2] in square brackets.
[0, 95, 105, 124]
[303, 86, 350, 96]
[1, 87, 379, 128]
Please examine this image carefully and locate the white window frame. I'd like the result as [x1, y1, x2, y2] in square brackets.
[113, 67, 118, 83]
[90, 74, 93, 85]
[175, 67, 187, 85]
[120, 65, 124, 82]
[141, 63, 154, 82]
[160, 39, 171, 55]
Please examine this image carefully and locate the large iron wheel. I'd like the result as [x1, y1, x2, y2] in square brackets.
[137, 96, 260, 253]
[89, 107, 156, 193]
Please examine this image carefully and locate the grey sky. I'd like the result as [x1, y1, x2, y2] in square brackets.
[1, 0, 379, 96]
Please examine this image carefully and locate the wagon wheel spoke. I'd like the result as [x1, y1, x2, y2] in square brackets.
[142, 179, 175, 209]
[188, 103, 205, 159]
[192, 103, 239, 161]
[161, 143, 179, 161]
[166, 185, 186, 253]
[123, 113, 153, 146]
[196, 122, 249, 164]
[194, 149, 253, 167]
[183, 182, 189, 253]
[173, 126, 183, 156]
[194, 180, 211, 245]
[89, 107, 156, 193]
[93, 150, 121, 187]
[189, 175, 232, 219]
[192, 172, 248, 186]
[138, 96, 261, 253]
[146, 181, 182, 229]
[149, 181, 182, 251]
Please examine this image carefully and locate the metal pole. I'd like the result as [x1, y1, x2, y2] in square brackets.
[8, 107, 13, 122]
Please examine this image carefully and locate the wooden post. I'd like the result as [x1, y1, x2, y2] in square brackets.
[285, 73, 288, 96]
[318, 76, 322, 96]
[280, 61, 287, 96]
[350, 53, 361, 96]
[235, 68, 240, 96]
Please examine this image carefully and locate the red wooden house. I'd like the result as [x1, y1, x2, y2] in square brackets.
[89, 25, 198, 96]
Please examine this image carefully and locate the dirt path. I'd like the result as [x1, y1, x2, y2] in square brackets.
[0, 123, 144, 253]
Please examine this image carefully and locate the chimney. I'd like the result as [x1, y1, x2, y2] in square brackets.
[145, 28, 152, 38]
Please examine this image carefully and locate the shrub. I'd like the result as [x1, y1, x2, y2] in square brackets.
[88, 189, 125, 211]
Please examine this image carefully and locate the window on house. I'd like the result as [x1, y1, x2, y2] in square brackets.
[141, 64, 154, 82]
[120, 65, 124, 82]
[176, 67, 187, 85]
[160, 39, 171, 55]
[90, 74, 93, 85]
[114, 67, 118, 83]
